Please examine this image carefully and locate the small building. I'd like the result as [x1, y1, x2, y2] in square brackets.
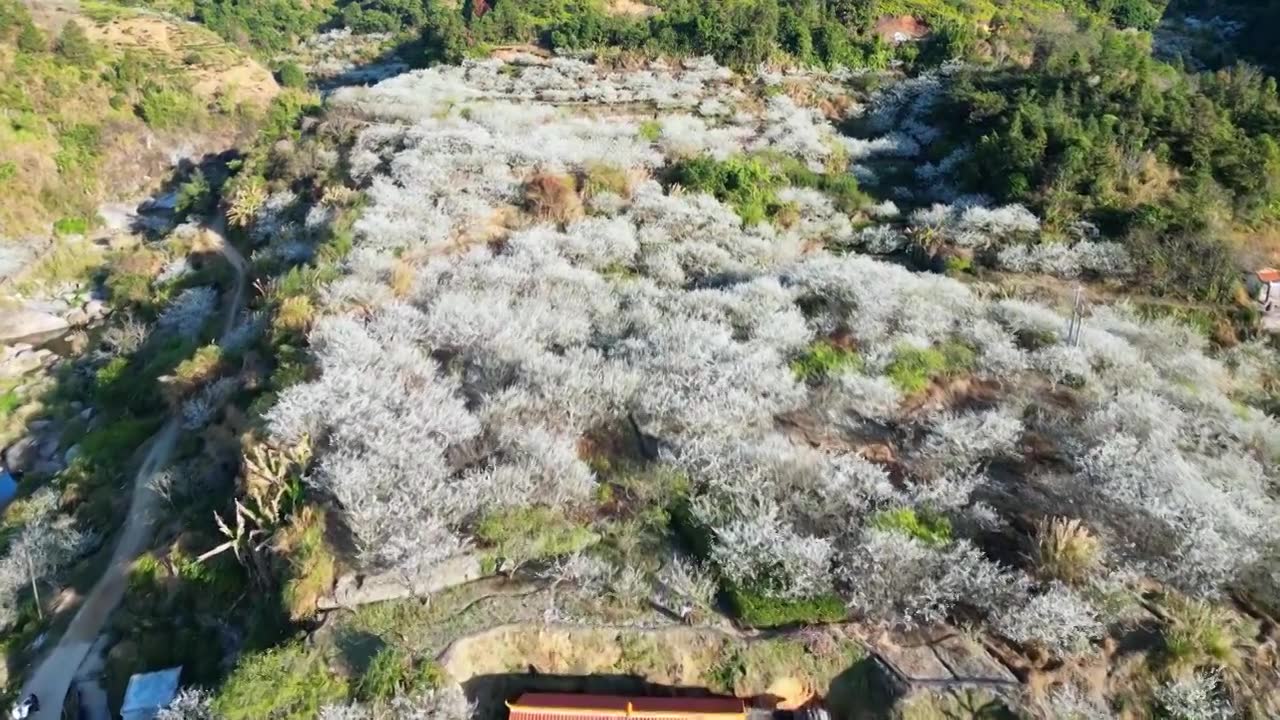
[507, 694, 747, 720]
[120, 666, 182, 720]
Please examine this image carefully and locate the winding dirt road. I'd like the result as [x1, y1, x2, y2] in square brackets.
[17, 219, 245, 720]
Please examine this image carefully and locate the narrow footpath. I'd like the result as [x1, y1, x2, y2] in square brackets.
[17, 218, 245, 720]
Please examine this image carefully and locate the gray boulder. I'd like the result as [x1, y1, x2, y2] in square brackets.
[0, 309, 69, 343]
[4, 436, 38, 474]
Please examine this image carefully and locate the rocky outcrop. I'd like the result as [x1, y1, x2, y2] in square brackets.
[0, 309, 69, 343]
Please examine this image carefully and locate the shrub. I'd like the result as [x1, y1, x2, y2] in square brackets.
[273, 295, 315, 336]
[869, 508, 952, 548]
[671, 155, 780, 225]
[475, 506, 598, 573]
[356, 647, 418, 702]
[55, 20, 93, 66]
[275, 61, 306, 89]
[995, 582, 1102, 655]
[213, 642, 348, 720]
[176, 170, 215, 220]
[725, 585, 847, 628]
[1107, 0, 1163, 30]
[524, 172, 583, 224]
[16, 21, 43, 53]
[106, 272, 154, 309]
[790, 340, 862, 383]
[1034, 517, 1100, 585]
[227, 177, 268, 227]
[172, 345, 225, 394]
[1153, 673, 1233, 720]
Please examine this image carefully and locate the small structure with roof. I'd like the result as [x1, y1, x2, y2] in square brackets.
[1247, 268, 1280, 331]
[506, 694, 747, 720]
[120, 666, 182, 720]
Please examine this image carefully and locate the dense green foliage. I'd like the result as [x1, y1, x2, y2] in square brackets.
[725, 585, 848, 628]
[671, 155, 782, 224]
[322, 0, 1172, 70]
[123, 0, 336, 53]
[935, 27, 1280, 301]
[214, 642, 349, 719]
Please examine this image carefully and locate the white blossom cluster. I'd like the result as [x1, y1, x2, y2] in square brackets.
[998, 241, 1134, 278]
[277, 59, 1280, 644]
[0, 490, 89, 629]
[907, 201, 1040, 248]
[156, 286, 218, 340]
[333, 56, 739, 120]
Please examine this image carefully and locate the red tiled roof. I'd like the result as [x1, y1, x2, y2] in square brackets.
[508, 694, 746, 720]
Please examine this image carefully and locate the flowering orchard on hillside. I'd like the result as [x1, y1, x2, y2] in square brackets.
[260, 57, 1280, 652]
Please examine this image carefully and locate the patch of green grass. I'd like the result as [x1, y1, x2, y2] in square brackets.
[213, 642, 349, 720]
[725, 585, 847, 628]
[128, 553, 167, 595]
[52, 215, 89, 236]
[884, 340, 976, 394]
[791, 340, 862, 382]
[355, 647, 443, 703]
[137, 85, 202, 130]
[0, 390, 21, 417]
[54, 123, 101, 175]
[581, 161, 630, 198]
[870, 508, 952, 547]
[475, 506, 599, 572]
[79, 415, 163, 473]
[944, 254, 973, 274]
[638, 119, 661, 142]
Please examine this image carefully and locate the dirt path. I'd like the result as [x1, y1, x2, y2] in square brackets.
[17, 219, 246, 720]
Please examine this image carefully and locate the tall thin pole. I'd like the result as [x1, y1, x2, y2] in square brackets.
[26, 545, 41, 620]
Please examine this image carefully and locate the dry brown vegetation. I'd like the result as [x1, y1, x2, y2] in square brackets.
[523, 172, 584, 225]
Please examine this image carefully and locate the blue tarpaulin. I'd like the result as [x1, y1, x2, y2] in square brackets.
[120, 666, 182, 720]
[0, 470, 16, 508]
